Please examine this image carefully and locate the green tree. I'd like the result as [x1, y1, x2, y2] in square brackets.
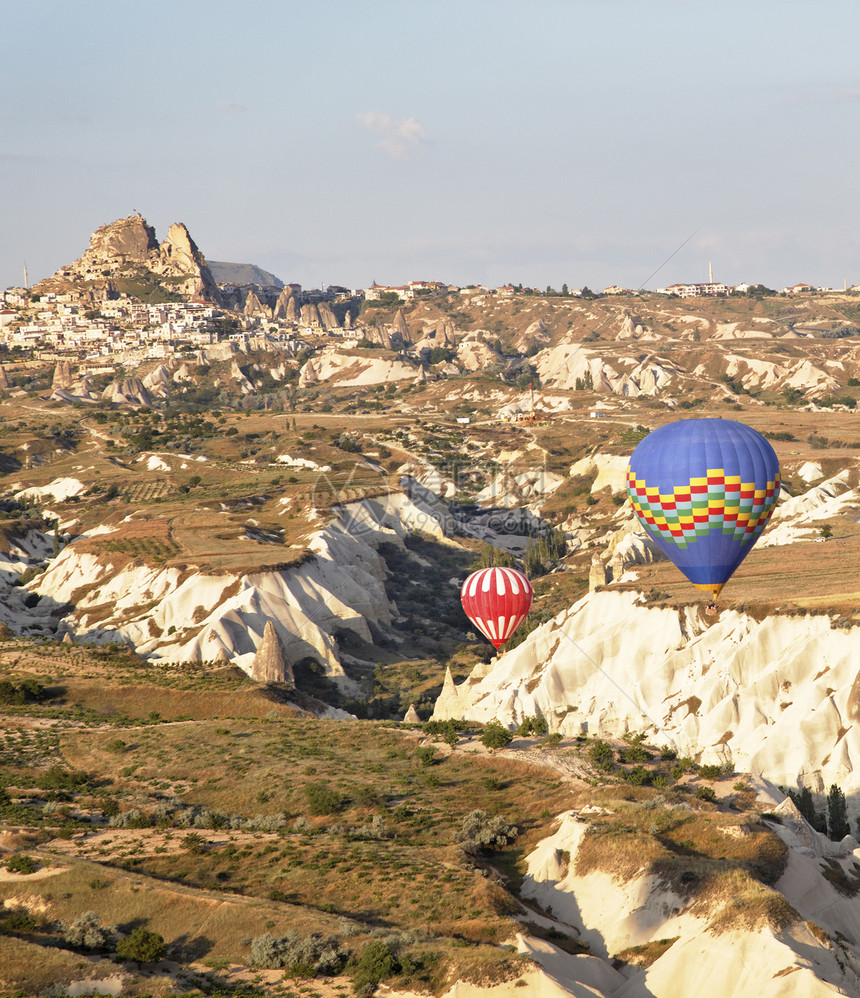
[115, 926, 166, 963]
[351, 940, 399, 996]
[819, 524, 833, 540]
[480, 721, 513, 751]
[827, 784, 849, 840]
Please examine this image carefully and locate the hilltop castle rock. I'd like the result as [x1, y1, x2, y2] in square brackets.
[53, 214, 223, 305]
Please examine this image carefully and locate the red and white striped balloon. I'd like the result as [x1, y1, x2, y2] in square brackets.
[460, 566, 533, 650]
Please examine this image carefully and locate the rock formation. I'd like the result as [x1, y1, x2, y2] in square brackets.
[318, 302, 339, 330]
[273, 287, 295, 320]
[588, 553, 608, 590]
[0, 366, 8, 390]
[244, 289, 272, 319]
[298, 359, 319, 386]
[52, 214, 223, 305]
[300, 303, 322, 328]
[432, 588, 860, 803]
[52, 361, 73, 389]
[402, 704, 421, 723]
[251, 620, 294, 685]
[391, 308, 411, 347]
[101, 378, 151, 406]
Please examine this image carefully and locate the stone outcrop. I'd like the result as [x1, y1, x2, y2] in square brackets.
[53, 214, 223, 305]
[0, 366, 8, 390]
[28, 490, 454, 685]
[102, 378, 151, 406]
[300, 303, 322, 328]
[432, 588, 860, 802]
[251, 620, 295, 685]
[273, 287, 295, 320]
[298, 359, 318, 386]
[52, 361, 73, 389]
[402, 704, 421, 723]
[244, 289, 271, 319]
[392, 308, 410, 344]
[318, 303, 339, 330]
[588, 553, 608, 590]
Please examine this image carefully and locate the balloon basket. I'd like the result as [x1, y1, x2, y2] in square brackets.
[705, 603, 718, 616]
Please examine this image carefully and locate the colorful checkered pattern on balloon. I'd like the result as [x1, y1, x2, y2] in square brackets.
[626, 467, 780, 549]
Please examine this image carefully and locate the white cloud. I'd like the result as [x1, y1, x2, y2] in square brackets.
[355, 111, 427, 162]
[214, 100, 248, 115]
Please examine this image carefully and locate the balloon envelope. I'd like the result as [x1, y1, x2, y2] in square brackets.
[626, 418, 780, 598]
[461, 566, 533, 649]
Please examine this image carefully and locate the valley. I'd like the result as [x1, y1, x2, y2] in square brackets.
[1, 218, 860, 995]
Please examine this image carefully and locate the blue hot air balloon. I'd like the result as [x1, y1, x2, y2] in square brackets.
[626, 418, 780, 601]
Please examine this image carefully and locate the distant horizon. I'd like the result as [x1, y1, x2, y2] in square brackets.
[5, 222, 856, 299]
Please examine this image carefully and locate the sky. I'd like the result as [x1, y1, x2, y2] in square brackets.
[3, 0, 860, 293]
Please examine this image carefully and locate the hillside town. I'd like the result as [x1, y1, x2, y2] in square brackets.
[2, 270, 859, 365]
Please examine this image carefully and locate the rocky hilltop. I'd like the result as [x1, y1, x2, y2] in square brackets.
[50, 213, 223, 304]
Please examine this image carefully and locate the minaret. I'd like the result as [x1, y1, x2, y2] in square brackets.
[23, 263, 28, 290]
[708, 261, 713, 284]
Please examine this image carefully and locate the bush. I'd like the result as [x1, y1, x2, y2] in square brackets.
[4, 854, 37, 875]
[455, 810, 518, 853]
[414, 746, 438, 767]
[623, 765, 652, 786]
[304, 782, 349, 815]
[516, 715, 548, 737]
[351, 940, 399, 996]
[698, 764, 723, 780]
[63, 910, 114, 949]
[182, 832, 207, 854]
[115, 926, 166, 963]
[250, 930, 349, 975]
[694, 786, 717, 802]
[588, 740, 615, 771]
[480, 721, 513, 751]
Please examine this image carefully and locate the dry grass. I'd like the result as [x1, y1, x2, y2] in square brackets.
[614, 935, 679, 967]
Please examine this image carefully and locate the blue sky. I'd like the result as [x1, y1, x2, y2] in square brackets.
[3, 0, 860, 292]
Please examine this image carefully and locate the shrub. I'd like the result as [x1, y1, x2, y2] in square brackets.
[115, 926, 166, 963]
[588, 740, 615, 771]
[182, 832, 207, 854]
[698, 764, 723, 780]
[455, 810, 518, 853]
[414, 746, 438, 767]
[480, 721, 513, 751]
[4, 854, 37, 874]
[63, 910, 114, 949]
[516, 715, 548, 737]
[250, 930, 348, 975]
[623, 766, 652, 786]
[351, 940, 399, 996]
[694, 786, 716, 802]
[304, 782, 349, 815]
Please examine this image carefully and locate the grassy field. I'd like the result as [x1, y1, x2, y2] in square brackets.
[0, 646, 814, 995]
